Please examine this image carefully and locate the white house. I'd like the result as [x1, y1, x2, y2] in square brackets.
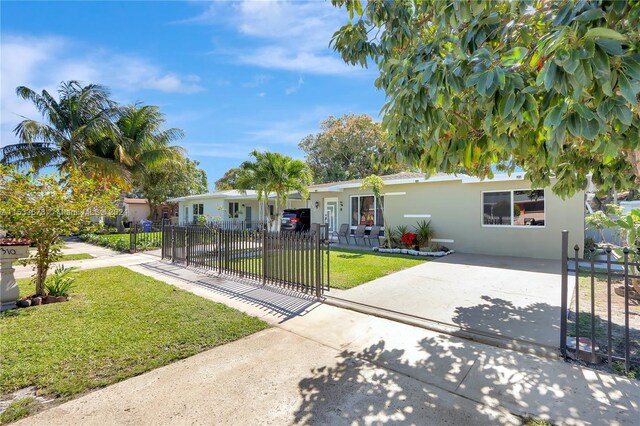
[169, 190, 307, 224]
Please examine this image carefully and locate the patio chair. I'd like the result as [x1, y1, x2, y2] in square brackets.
[353, 225, 367, 245]
[337, 224, 350, 244]
[365, 225, 381, 246]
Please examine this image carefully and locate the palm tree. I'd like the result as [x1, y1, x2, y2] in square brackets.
[236, 150, 313, 229]
[2, 81, 123, 181]
[116, 104, 185, 216]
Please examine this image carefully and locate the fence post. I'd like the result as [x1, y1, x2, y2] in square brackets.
[560, 230, 568, 358]
[262, 228, 267, 285]
[315, 229, 321, 298]
[130, 224, 137, 254]
[171, 225, 175, 263]
[185, 227, 190, 267]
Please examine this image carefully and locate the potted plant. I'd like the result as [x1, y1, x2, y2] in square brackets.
[605, 208, 640, 297]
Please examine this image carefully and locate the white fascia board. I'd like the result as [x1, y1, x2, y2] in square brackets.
[461, 173, 526, 184]
[403, 214, 432, 218]
[382, 192, 407, 196]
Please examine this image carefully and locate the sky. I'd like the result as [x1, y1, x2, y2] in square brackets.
[0, 0, 385, 188]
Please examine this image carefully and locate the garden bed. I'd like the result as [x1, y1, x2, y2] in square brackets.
[373, 247, 455, 257]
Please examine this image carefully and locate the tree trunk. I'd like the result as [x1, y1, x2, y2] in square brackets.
[35, 259, 47, 296]
[625, 148, 640, 185]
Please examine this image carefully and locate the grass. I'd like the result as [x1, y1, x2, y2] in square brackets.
[0, 397, 38, 424]
[224, 247, 430, 290]
[20, 253, 94, 265]
[329, 248, 430, 289]
[0, 266, 268, 399]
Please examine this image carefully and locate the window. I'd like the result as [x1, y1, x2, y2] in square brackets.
[350, 196, 384, 227]
[228, 202, 239, 218]
[193, 203, 204, 221]
[482, 190, 545, 227]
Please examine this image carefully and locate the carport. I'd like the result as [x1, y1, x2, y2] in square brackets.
[328, 253, 562, 349]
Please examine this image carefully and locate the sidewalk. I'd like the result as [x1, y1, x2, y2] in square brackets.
[13, 241, 161, 279]
[18, 259, 640, 425]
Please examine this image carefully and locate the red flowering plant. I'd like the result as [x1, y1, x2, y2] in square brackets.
[400, 232, 417, 248]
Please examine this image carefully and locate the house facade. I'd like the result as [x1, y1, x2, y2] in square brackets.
[170, 190, 307, 224]
[308, 172, 585, 259]
[122, 198, 179, 223]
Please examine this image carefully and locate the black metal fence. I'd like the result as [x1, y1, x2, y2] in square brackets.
[161, 223, 330, 297]
[130, 221, 165, 252]
[561, 231, 640, 373]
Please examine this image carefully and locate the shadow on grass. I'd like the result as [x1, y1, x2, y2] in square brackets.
[336, 253, 364, 259]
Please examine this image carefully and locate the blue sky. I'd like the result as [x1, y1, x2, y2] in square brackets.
[0, 0, 384, 187]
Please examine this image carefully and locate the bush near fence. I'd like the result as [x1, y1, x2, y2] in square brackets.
[79, 232, 162, 252]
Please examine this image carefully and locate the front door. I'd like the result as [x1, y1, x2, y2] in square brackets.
[324, 198, 338, 235]
[245, 206, 252, 228]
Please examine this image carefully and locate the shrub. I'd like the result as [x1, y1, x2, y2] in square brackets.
[415, 220, 433, 247]
[44, 265, 77, 296]
[400, 232, 417, 248]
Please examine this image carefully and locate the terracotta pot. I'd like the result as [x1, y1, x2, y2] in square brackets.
[31, 297, 42, 306]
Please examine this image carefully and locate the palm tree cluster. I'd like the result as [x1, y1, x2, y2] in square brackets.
[2, 81, 186, 191]
[236, 150, 313, 227]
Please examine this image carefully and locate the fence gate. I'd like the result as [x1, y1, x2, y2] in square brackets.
[161, 223, 330, 297]
[560, 231, 639, 373]
[130, 221, 164, 253]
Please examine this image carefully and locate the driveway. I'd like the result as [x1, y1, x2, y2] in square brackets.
[330, 253, 562, 347]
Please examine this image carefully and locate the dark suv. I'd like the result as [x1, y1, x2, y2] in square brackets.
[280, 208, 311, 232]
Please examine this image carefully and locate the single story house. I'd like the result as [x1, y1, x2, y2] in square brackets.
[169, 190, 307, 224]
[308, 172, 585, 259]
[122, 198, 179, 223]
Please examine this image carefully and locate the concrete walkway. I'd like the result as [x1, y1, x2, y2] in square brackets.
[17, 259, 640, 426]
[332, 253, 563, 348]
[13, 241, 161, 279]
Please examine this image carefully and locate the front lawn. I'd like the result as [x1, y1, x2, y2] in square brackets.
[0, 266, 267, 401]
[226, 247, 430, 290]
[330, 248, 430, 289]
[20, 253, 94, 265]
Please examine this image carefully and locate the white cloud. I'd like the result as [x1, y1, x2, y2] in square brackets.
[1, 34, 204, 148]
[242, 74, 272, 88]
[285, 76, 304, 95]
[189, 0, 361, 76]
[183, 142, 264, 160]
[246, 106, 335, 146]
[256, 92, 266, 98]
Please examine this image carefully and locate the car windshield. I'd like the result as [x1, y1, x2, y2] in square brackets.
[282, 213, 297, 219]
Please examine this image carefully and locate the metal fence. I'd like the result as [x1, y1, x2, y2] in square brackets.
[560, 231, 640, 373]
[161, 223, 330, 297]
[129, 221, 165, 253]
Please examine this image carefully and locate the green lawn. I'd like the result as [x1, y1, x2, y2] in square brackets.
[225, 248, 430, 290]
[329, 248, 430, 289]
[21, 253, 94, 265]
[0, 266, 268, 401]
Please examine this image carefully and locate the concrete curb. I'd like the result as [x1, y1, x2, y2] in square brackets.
[323, 296, 561, 361]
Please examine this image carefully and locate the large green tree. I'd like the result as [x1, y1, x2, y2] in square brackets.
[1, 81, 124, 184]
[215, 167, 241, 190]
[299, 114, 403, 184]
[331, 0, 640, 196]
[236, 150, 313, 228]
[134, 158, 208, 219]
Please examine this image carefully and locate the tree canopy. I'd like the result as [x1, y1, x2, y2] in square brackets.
[0, 166, 118, 295]
[299, 114, 403, 184]
[331, 0, 640, 197]
[215, 167, 241, 191]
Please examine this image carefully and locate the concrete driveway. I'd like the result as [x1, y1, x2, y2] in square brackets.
[331, 253, 562, 348]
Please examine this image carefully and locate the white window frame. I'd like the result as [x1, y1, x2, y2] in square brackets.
[193, 203, 204, 221]
[481, 189, 546, 228]
[350, 195, 385, 229]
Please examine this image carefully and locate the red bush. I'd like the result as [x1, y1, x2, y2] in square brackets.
[400, 232, 417, 247]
